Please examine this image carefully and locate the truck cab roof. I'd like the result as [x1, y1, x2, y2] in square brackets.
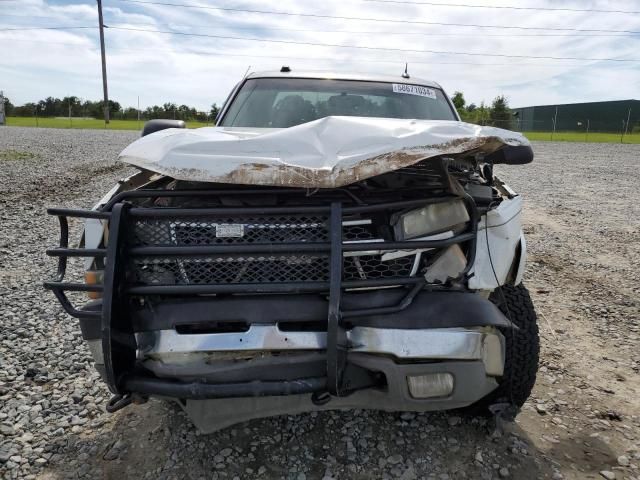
[245, 70, 444, 90]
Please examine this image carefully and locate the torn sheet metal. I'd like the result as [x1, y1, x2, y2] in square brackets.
[468, 195, 523, 290]
[118, 116, 529, 188]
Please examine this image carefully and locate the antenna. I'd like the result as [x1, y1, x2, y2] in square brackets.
[402, 63, 410, 79]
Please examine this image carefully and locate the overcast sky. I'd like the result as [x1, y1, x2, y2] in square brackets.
[1, 0, 639, 110]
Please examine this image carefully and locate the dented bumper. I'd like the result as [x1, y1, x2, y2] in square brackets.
[44, 180, 520, 422]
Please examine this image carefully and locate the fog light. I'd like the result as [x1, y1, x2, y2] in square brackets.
[407, 373, 454, 399]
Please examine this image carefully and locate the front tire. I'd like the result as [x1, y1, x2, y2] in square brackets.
[470, 284, 540, 417]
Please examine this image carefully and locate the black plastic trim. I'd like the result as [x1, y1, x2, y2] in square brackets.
[128, 290, 512, 332]
[123, 375, 327, 399]
[327, 202, 345, 395]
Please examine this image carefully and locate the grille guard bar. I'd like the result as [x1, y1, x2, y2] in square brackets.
[44, 189, 479, 398]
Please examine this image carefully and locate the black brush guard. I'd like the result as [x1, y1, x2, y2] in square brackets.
[44, 188, 478, 402]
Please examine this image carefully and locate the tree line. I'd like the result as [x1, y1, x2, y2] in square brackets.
[450, 92, 514, 129]
[2, 92, 513, 128]
[2, 95, 220, 122]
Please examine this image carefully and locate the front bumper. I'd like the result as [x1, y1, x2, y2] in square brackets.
[82, 290, 508, 409]
[139, 325, 501, 360]
[181, 356, 499, 433]
[44, 187, 509, 414]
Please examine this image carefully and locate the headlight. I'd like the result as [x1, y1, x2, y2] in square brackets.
[393, 199, 470, 240]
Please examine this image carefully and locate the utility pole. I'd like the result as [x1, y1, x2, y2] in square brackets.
[621, 108, 632, 143]
[97, 0, 110, 124]
[0, 91, 5, 126]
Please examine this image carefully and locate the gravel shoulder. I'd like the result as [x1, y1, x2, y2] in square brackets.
[1, 127, 638, 480]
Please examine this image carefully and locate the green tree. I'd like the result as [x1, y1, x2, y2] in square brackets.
[477, 102, 490, 125]
[2, 95, 218, 124]
[451, 91, 472, 121]
[13, 102, 36, 116]
[162, 102, 178, 119]
[62, 96, 82, 117]
[210, 103, 220, 123]
[2, 95, 13, 115]
[123, 107, 139, 120]
[90, 100, 121, 119]
[461, 101, 488, 125]
[451, 91, 465, 111]
[489, 95, 513, 129]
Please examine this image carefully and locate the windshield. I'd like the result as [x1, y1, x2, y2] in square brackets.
[220, 78, 457, 128]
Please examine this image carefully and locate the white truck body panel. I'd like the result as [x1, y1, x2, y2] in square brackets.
[118, 116, 529, 188]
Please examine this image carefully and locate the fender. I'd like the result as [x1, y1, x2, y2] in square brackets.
[468, 195, 523, 290]
[514, 232, 527, 286]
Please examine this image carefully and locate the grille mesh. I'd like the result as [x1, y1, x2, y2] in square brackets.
[342, 223, 377, 241]
[126, 214, 416, 287]
[130, 255, 331, 285]
[343, 255, 415, 280]
[129, 215, 330, 246]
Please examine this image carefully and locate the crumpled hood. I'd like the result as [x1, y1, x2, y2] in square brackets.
[118, 116, 529, 188]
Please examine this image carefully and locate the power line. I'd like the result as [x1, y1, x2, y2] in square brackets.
[115, 0, 640, 34]
[0, 14, 73, 19]
[100, 19, 636, 38]
[0, 14, 635, 37]
[107, 26, 640, 63]
[0, 36, 598, 68]
[361, 0, 640, 15]
[0, 26, 95, 31]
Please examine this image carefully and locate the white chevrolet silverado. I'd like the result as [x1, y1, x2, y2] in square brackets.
[45, 70, 539, 432]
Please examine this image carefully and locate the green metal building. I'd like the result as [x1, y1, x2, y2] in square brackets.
[512, 99, 639, 133]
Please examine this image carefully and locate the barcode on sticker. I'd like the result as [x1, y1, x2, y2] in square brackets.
[392, 84, 437, 99]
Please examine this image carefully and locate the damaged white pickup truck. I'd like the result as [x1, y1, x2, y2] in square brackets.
[45, 70, 539, 432]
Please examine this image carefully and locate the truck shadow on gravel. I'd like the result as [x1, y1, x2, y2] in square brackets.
[40, 400, 556, 480]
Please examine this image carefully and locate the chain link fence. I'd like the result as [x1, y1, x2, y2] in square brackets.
[506, 102, 639, 143]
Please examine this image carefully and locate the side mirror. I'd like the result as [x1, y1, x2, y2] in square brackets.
[486, 145, 533, 165]
[141, 119, 186, 137]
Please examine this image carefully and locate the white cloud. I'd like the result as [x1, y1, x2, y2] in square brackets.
[0, 0, 638, 110]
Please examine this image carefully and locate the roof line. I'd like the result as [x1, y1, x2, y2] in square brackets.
[246, 70, 442, 87]
[513, 99, 639, 109]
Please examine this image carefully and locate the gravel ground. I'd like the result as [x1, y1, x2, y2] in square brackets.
[0, 127, 639, 480]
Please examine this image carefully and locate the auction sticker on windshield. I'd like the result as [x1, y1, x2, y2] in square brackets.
[392, 84, 437, 99]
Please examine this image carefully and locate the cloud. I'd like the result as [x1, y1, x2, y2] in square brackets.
[1, 0, 639, 110]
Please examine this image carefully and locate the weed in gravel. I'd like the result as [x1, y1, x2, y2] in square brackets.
[0, 149, 38, 161]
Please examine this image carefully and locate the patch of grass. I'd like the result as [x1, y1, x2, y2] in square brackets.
[523, 131, 640, 144]
[5, 117, 640, 144]
[0, 149, 37, 161]
[5, 117, 210, 130]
